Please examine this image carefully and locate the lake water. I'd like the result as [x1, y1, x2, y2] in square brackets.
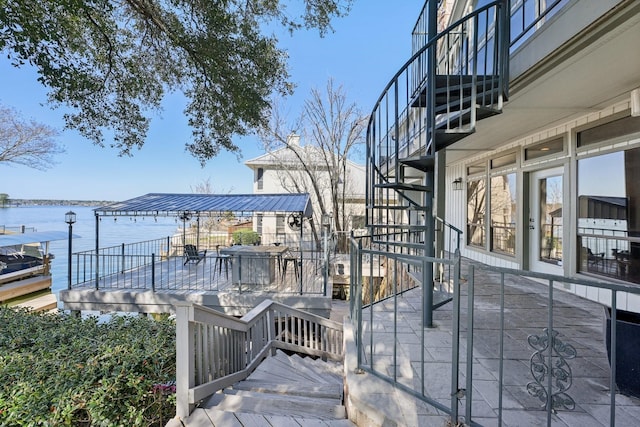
[0, 205, 179, 296]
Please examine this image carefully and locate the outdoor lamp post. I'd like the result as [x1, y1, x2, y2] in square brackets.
[322, 213, 332, 297]
[65, 211, 76, 290]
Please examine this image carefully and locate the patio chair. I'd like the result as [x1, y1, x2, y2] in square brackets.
[184, 244, 207, 265]
[587, 248, 604, 270]
[214, 245, 231, 279]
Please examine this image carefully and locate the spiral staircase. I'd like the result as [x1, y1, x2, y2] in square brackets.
[365, 1, 510, 324]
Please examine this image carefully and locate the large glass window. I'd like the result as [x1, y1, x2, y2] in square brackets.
[577, 148, 640, 283]
[467, 178, 486, 247]
[490, 173, 517, 255]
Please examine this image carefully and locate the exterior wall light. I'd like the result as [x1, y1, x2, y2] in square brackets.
[452, 177, 464, 191]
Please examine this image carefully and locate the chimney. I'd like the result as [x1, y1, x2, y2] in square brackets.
[287, 132, 300, 146]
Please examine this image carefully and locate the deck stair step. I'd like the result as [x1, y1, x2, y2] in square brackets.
[183, 349, 352, 426]
[399, 155, 435, 172]
[411, 74, 501, 108]
[184, 408, 354, 426]
[231, 379, 343, 400]
[374, 182, 431, 192]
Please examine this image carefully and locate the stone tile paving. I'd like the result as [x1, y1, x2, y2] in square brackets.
[353, 259, 640, 426]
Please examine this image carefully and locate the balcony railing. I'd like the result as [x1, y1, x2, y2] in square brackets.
[509, 0, 570, 49]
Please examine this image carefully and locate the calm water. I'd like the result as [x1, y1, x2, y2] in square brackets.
[0, 205, 179, 296]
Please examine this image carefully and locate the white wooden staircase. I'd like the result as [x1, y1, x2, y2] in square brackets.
[177, 350, 352, 426]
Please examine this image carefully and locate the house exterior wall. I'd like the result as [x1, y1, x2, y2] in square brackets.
[426, 0, 640, 311]
[246, 145, 366, 236]
[445, 97, 640, 311]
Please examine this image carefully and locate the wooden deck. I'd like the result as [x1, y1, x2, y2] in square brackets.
[60, 253, 333, 317]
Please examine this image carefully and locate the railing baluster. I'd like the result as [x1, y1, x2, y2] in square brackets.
[174, 300, 343, 420]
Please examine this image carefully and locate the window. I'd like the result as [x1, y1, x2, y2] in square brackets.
[577, 148, 640, 283]
[490, 173, 516, 255]
[491, 152, 516, 169]
[467, 161, 487, 176]
[537, 175, 563, 265]
[467, 177, 486, 247]
[524, 137, 563, 161]
[257, 168, 264, 190]
[577, 115, 640, 148]
[276, 214, 285, 236]
[257, 214, 263, 234]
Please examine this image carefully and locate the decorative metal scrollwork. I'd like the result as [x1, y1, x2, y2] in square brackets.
[526, 328, 577, 412]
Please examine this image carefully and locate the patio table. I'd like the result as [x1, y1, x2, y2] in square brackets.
[220, 245, 288, 285]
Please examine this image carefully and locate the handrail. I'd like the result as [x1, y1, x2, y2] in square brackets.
[365, 1, 510, 229]
[510, 0, 568, 48]
[175, 299, 343, 419]
[367, 0, 508, 128]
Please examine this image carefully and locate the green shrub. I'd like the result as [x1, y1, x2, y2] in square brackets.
[0, 307, 176, 426]
[232, 229, 260, 245]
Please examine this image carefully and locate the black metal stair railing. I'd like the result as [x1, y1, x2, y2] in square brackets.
[365, 0, 509, 250]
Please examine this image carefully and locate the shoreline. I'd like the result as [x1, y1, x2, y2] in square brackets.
[2, 199, 113, 208]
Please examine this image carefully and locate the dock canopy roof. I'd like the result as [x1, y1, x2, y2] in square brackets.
[0, 231, 81, 247]
[94, 193, 313, 218]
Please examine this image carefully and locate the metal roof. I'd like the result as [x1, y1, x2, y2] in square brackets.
[93, 193, 313, 218]
[0, 231, 81, 247]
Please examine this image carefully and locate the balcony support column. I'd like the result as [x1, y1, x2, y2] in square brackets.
[422, 0, 438, 329]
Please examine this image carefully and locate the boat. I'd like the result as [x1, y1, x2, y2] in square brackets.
[0, 230, 71, 312]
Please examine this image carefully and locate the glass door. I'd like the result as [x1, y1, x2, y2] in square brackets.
[529, 167, 564, 273]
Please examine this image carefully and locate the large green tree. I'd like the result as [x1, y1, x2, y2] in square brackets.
[0, 0, 353, 164]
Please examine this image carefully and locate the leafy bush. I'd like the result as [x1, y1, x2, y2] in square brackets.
[0, 307, 176, 426]
[232, 229, 260, 245]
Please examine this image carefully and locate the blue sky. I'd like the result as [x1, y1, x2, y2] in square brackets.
[0, 1, 422, 201]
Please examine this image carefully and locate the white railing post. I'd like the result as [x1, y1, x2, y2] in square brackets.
[175, 303, 195, 420]
[268, 305, 277, 356]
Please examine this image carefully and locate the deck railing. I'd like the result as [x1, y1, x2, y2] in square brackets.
[175, 300, 343, 419]
[69, 236, 328, 294]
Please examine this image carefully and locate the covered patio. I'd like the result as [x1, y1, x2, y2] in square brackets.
[59, 193, 334, 317]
